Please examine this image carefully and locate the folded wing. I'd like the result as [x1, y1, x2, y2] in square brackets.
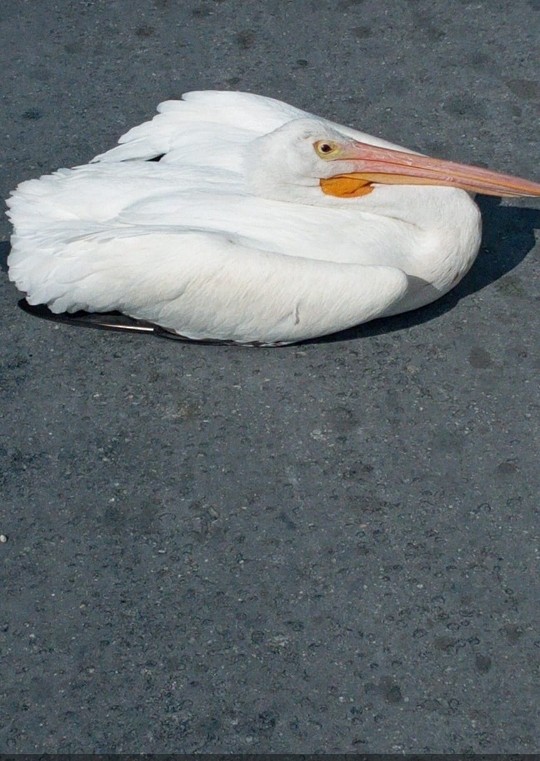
[9, 225, 408, 344]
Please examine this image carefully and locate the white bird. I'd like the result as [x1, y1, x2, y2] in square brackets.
[7, 90, 540, 345]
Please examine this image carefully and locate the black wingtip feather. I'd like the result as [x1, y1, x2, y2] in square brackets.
[18, 299, 156, 334]
[16, 299, 278, 346]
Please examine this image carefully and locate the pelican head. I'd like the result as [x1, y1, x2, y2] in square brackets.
[246, 118, 540, 207]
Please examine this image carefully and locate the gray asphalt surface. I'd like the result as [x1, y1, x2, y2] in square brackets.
[1, 0, 539, 753]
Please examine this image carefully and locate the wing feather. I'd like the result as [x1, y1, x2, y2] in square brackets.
[92, 90, 310, 166]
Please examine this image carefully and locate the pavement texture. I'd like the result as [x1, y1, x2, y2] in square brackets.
[1, 0, 539, 753]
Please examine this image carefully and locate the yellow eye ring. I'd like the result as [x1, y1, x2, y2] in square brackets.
[314, 140, 340, 158]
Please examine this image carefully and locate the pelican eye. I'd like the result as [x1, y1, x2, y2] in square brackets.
[314, 140, 340, 158]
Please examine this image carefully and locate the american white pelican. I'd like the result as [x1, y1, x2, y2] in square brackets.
[7, 91, 540, 345]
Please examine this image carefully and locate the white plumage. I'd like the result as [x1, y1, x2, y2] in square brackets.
[7, 91, 540, 345]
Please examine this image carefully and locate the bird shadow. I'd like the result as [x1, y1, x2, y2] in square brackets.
[1, 196, 539, 343]
[0, 240, 10, 273]
[309, 195, 540, 344]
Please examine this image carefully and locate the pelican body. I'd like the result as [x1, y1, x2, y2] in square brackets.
[7, 91, 540, 345]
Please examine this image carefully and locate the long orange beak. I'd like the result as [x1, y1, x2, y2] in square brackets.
[320, 141, 540, 198]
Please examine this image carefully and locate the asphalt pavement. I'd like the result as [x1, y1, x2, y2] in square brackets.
[1, 0, 539, 753]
